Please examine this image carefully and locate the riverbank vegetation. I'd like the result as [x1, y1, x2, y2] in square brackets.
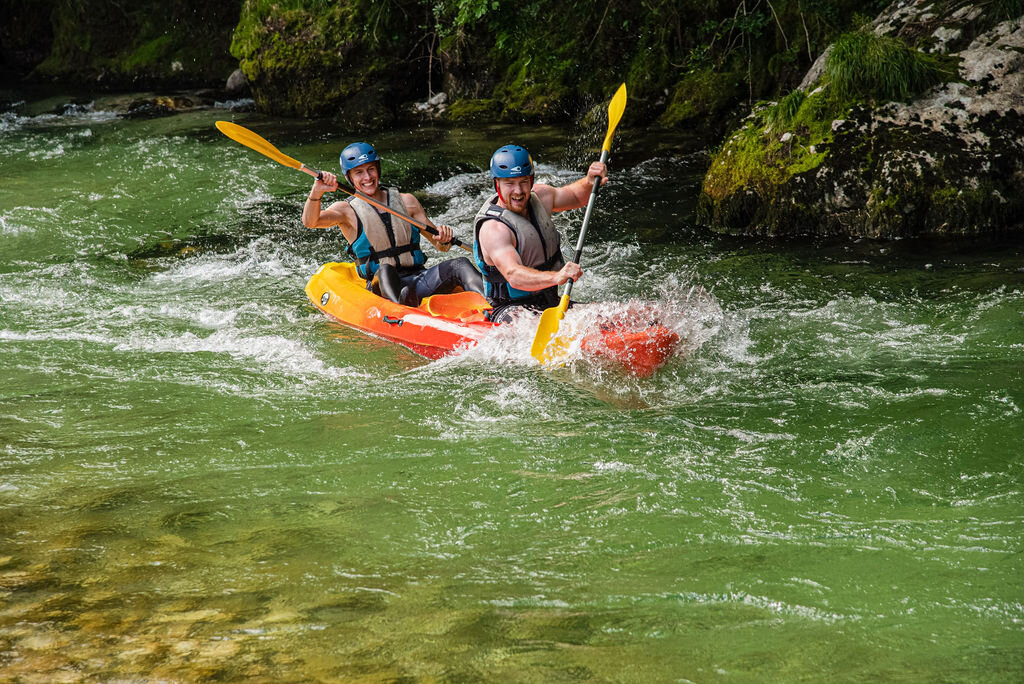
[825, 30, 954, 102]
[4, 0, 884, 132]
[229, 0, 885, 132]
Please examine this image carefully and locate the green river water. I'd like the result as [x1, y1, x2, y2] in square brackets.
[1, 92, 1022, 682]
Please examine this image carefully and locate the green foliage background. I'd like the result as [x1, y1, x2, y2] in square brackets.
[3, 0, 892, 130]
[1, 0, 241, 89]
[226, 0, 887, 127]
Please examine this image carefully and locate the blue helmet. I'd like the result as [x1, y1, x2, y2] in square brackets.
[340, 142, 380, 174]
[490, 145, 533, 178]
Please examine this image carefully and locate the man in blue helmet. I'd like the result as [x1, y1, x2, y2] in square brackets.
[302, 142, 483, 305]
[473, 145, 607, 322]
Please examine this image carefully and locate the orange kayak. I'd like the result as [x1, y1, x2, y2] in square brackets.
[305, 262, 678, 377]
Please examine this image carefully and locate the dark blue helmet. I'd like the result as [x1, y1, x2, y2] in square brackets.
[340, 142, 380, 174]
[490, 145, 533, 178]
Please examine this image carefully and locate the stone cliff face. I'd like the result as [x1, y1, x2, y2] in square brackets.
[699, 1, 1024, 238]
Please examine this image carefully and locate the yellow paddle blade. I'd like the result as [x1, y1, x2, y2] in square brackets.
[601, 83, 627, 152]
[215, 120, 301, 170]
[530, 293, 571, 363]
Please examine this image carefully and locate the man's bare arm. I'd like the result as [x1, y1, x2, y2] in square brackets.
[478, 220, 581, 292]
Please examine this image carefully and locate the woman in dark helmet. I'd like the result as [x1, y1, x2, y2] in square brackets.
[302, 142, 483, 306]
[473, 145, 607, 323]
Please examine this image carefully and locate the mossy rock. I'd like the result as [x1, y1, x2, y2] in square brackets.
[0, 0, 56, 77]
[335, 83, 394, 132]
[444, 98, 502, 123]
[700, 100, 1024, 238]
[230, 2, 425, 119]
[659, 69, 744, 129]
[499, 89, 571, 122]
[487, 54, 575, 122]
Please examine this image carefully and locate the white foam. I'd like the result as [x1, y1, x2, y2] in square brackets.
[0, 329, 113, 345]
[214, 98, 256, 110]
[149, 238, 316, 286]
[0, 103, 119, 134]
[399, 313, 491, 342]
[115, 328, 364, 381]
[28, 143, 65, 160]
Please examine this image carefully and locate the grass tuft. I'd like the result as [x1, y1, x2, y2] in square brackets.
[825, 30, 951, 102]
[991, 0, 1024, 21]
[763, 90, 806, 133]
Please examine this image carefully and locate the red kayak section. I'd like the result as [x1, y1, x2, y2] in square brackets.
[305, 262, 678, 376]
[581, 323, 679, 378]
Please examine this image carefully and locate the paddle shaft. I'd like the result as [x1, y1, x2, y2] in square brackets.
[529, 82, 625, 364]
[560, 148, 609, 301]
[298, 165, 470, 252]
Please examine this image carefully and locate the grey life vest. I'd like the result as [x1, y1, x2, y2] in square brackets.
[472, 193, 564, 304]
[346, 187, 425, 279]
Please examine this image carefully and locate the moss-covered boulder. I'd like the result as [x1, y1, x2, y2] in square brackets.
[444, 98, 503, 123]
[229, 1, 431, 123]
[699, 0, 1024, 238]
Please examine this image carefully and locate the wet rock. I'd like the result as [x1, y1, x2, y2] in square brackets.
[125, 95, 198, 119]
[0, 564, 49, 591]
[336, 84, 395, 131]
[226, 68, 249, 95]
[18, 630, 68, 651]
[408, 91, 449, 119]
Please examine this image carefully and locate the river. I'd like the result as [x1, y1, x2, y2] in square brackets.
[1, 91, 1022, 681]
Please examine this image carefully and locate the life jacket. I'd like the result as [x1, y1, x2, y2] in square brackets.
[472, 193, 565, 305]
[346, 187, 425, 280]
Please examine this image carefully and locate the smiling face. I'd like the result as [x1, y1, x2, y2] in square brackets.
[347, 162, 381, 196]
[495, 175, 534, 215]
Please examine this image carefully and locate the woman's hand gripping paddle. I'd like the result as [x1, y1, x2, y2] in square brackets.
[530, 83, 627, 365]
[214, 120, 471, 252]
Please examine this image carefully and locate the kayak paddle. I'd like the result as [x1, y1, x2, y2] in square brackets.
[529, 82, 627, 364]
[215, 120, 471, 252]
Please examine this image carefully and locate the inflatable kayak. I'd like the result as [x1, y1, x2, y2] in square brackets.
[305, 262, 679, 377]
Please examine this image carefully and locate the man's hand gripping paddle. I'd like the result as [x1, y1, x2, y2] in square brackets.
[214, 120, 471, 252]
[530, 83, 627, 365]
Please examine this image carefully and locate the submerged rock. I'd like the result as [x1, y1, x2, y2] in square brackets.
[124, 95, 198, 118]
[700, 0, 1024, 238]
